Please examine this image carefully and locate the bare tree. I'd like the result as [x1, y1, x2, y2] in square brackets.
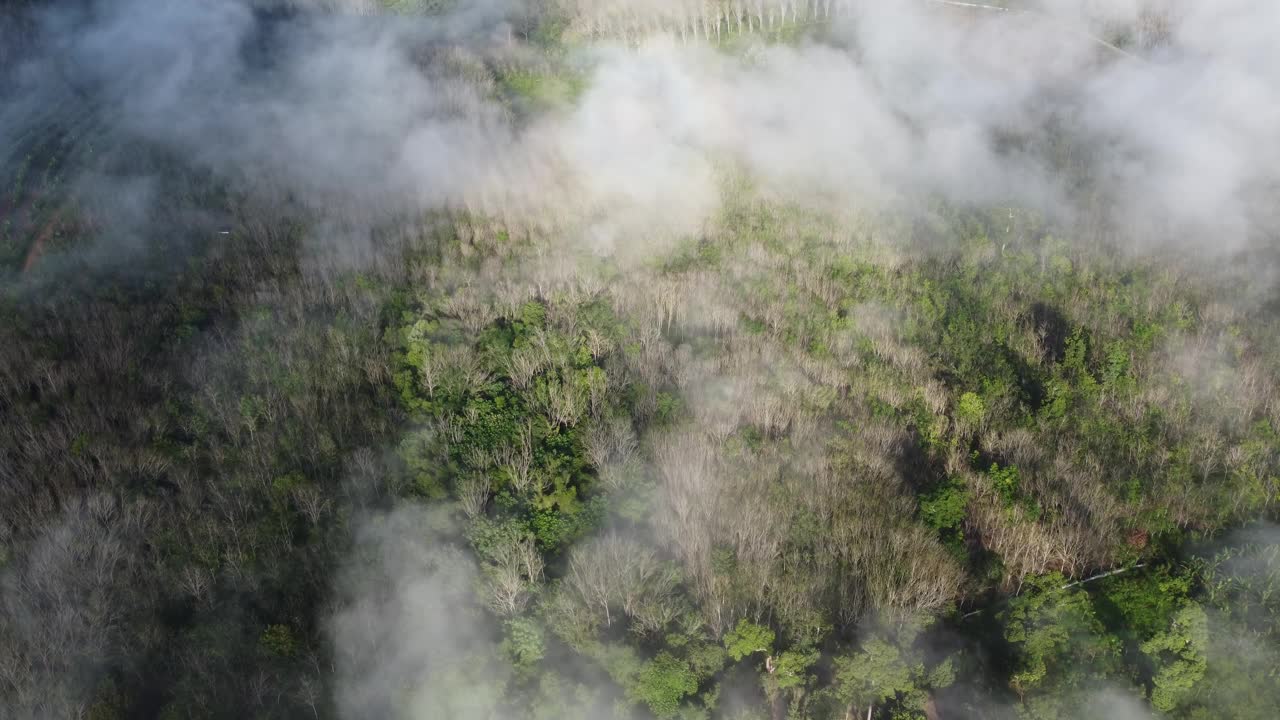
[532, 374, 585, 428]
[583, 327, 613, 360]
[0, 495, 152, 718]
[586, 415, 640, 492]
[178, 565, 213, 606]
[291, 485, 332, 526]
[505, 345, 546, 390]
[499, 422, 538, 497]
[445, 345, 492, 392]
[563, 533, 681, 634]
[443, 286, 499, 335]
[481, 533, 544, 616]
[457, 475, 492, 520]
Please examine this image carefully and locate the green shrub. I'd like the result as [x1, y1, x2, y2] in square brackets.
[260, 624, 297, 658]
[504, 617, 546, 672]
[919, 478, 970, 532]
[723, 620, 775, 663]
[631, 652, 699, 719]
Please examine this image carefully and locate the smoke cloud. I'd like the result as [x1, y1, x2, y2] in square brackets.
[4, 0, 1277, 269]
[328, 505, 512, 720]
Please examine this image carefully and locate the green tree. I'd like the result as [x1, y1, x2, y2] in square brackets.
[503, 617, 546, 673]
[724, 619, 775, 662]
[1099, 567, 1194, 642]
[631, 652, 699, 719]
[919, 477, 970, 532]
[1001, 574, 1121, 718]
[830, 623, 953, 720]
[1140, 603, 1208, 712]
[833, 638, 919, 712]
[770, 648, 819, 692]
[259, 624, 297, 658]
[956, 392, 986, 426]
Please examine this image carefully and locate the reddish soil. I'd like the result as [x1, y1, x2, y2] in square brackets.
[4, 186, 79, 274]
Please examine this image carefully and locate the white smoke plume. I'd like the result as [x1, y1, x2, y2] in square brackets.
[328, 505, 513, 720]
[3, 0, 1276, 266]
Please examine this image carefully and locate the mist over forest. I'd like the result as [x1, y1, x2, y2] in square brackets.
[1, 1, 1279, 719]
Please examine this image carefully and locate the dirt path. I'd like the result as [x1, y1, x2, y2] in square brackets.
[21, 211, 58, 273]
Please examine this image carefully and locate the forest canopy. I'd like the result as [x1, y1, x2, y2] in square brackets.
[1, 1, 1278, 719]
